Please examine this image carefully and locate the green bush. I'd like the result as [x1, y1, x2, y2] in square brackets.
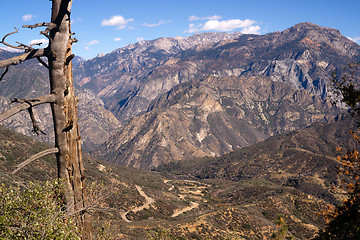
[0, 180, 80, 239]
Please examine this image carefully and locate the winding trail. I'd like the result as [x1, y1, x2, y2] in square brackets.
[164, 179, 201, 218]
[121, 180, 202, 222]
[171, 201, 199, 217]
[120, 185, 155, 223]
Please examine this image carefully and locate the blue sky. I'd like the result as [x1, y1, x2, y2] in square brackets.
[0, 0, 359, 59]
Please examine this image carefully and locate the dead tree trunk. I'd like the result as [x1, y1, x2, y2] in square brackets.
[49, 1, 92, 238]
[0, 0, 91, 239]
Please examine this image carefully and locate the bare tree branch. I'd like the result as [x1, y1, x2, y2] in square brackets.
[0, 94, 56, 122]
[17, 41, 43, 50]
[24, 100, 46, 135]
[0, 48, 48, 69]
[11, 148, 59, 174]
[70, 38, 78, 44]
[23, 22, 57, 40]
[23, 22, 57, 36]
[0, 27, 24, 50]
[2, 27, 18, 39]
[22, 22, 56, 29]
[65, 54, 75, 65]
[42, 26, 57, 39]
[37, 57, 49, 69]
[41, 32, 51, 40]
[0, 66, 9, 81]
[1, 26, 51, 52]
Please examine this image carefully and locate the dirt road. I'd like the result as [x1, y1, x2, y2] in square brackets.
[171, 201, 199, 217]
[120, 185, 155, 222]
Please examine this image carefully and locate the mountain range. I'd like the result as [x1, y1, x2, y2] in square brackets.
[88, 22, 358, 168]
[1, 22, 360, 169]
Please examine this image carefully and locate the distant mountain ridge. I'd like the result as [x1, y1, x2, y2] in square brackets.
[75, 22, 360, 124]
[74, 32, 244, 121]
[87, 22, 358, 168]
[1, 22, 359, 168]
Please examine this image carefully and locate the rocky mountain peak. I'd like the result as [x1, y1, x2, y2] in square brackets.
[278, 22, 358, 57]
[183, 32, 243, 44]
[289, 22, 339, 34]
[91, 32, 244, 60]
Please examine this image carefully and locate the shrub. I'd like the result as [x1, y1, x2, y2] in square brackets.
[0, 180, 80, 239]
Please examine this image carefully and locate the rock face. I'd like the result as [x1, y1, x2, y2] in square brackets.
[0, 60, 121, 150]
[89, 22, 359, 169]
[97, 74, 340, 169]
[74, 32, 244, 122]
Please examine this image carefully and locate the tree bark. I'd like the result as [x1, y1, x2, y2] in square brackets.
[48, 0, 92, 238]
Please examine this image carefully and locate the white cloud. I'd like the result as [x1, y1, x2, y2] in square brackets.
[29, 38, 49, 46]
[241, 25, 261, 34]
[136, 37, 144, 41]
[22, 14, 34, 21]
[187, 18, 260, 34]
[348, 36, 360, 44]
[84, 40, 99, 50]
[114, 37, 122, 41]
[142, 20, 172, 27]
[203, 19, 255, 31]
[101, 15, 134, 30]
[188, 15, 222, 21]
[87, 40, 99, 45]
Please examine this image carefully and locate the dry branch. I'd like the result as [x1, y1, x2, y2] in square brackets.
[0, 27, 24, 50]
[17, 41, 44, 51]
[0, 48, 48, 69]
[25, 100, 46, 135]
[0, 66, 9, 81]
[69, 38, 78, 44]
[65, 54, 75, 65]
[23, 22, 57, 39]
[11, 148, 59, 174]
[22, 22, 55, 29]
[36, 57, 49, 69]
[0, 94, 56, 122]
